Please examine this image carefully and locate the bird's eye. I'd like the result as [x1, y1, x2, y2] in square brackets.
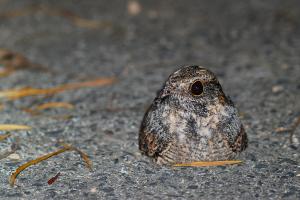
[190, 81, 203, 96]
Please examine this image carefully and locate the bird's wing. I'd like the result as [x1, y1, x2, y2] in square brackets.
[138, 101, 170, 158]
[230, 126, 248, 152]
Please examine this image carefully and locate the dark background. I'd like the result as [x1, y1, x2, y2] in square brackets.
[0, 0, 299, 199]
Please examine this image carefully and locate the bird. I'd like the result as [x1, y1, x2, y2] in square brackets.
[139, 65, 248, 165]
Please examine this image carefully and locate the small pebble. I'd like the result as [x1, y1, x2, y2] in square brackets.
[7, 153, 21, 161]
[90, 187, 97, 193]
[128, 1, 142, 16]
[272, 85, 284, 93]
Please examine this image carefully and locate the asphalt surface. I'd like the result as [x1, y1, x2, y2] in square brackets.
[0, 0, 299, 199]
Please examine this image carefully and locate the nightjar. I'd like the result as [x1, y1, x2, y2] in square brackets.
[139, 66, 247, 165]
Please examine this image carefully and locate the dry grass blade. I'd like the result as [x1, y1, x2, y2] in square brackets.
[0, 124, 31, 131]
[58, 10, 112, 29]
[275, 127, 292, 132]
[49, 115, 73, 120]
[9, 146, 72, 187]
[0, 133, 11, 141]
[0, 5, 114, 30]
[9, 144, 93, 187]
[73, 148, 92, 170]
[35, 102, 74, 110]
[173, 160, 243, 167]
[22, 102, 74, 116]
[0, 77, 117, 100]
[60, 143, 92, 170]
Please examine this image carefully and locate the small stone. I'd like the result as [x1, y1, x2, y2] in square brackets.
[291, 135, 299, 145]
[7, 153, 21, 161]
[90, 187, 97, 193]
[120, 167, 128, 174]
[272, 85, 284, 93]
[128, 1, 142, 16]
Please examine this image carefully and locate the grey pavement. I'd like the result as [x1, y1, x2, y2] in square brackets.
[0, 0, 299, 199]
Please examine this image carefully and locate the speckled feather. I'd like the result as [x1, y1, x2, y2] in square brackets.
[139, 66, 247, 165]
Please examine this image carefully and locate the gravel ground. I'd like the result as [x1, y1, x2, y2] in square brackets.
[0, 0, 299, 199]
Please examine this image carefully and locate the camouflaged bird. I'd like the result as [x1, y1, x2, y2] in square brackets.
[139, 66, 247, 165]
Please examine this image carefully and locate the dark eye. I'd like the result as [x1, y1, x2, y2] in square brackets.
[190, 81, 203, 96]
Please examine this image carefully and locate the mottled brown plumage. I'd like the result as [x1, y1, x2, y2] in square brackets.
[139, 66, 247, 165]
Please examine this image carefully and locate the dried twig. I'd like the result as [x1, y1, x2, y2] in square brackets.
[22, 102, 74, 116]
[173, 160, 242, 167]
[35, 102, 74, 110]
[9, 146, 71, 187]
[9, 144, 92, 187]
[60, 143, 92, 170]
[48, 115, 73, 120]
[0, 77, 117, 100]
[0, 124, 31, 131]
[0, 5, 115, 30]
